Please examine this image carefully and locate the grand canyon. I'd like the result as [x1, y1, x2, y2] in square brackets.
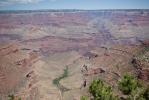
[0, 10, 149, 100]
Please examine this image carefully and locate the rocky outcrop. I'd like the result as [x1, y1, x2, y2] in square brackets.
[83, 52, 98, 59]
[84, 68, 105, 76]
[132, 46, 149, 81]
[0, 43, 39, 99]
[138, 69, 149, 81]
[0, 44, 19, 57]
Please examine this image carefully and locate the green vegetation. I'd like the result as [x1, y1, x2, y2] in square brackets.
[118, 74, 139, 95]
[143, 47, 149, 52]
[53, 67, 69, 86]
[81, 74, 149, 100]
[8, 94, 22, 100]
[143, 86, 149, 100]
[80, 96, 89, 100]
[126, 86, 149, 100]
[118, 74, 149, 100]
[89, 79, 119, 100]
[136, 47, 149, 63]
[18, 97, 22, 100]
[8, 94, 14, 100]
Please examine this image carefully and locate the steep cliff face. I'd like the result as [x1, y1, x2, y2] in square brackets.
[132, 43, 149, 81]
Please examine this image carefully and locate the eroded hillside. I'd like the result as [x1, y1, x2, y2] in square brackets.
[0, 10, 149, 100]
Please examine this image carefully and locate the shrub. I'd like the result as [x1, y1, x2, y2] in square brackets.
[127, 86, 149, 100]
[8, 94, 15, 100]
[119, 74, 149, 100]
[89, 79, 119, 100]
[127, 87, 145, 100]
[143, 86, 149, 100]
[118, 74, 139, 95]
[80, 96, 89, 100]
[18, 97, 22, 100]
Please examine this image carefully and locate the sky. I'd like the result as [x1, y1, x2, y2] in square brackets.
[0, 0, 149, 10]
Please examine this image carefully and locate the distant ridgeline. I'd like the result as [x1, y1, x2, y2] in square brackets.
[0, 9, 149, 14]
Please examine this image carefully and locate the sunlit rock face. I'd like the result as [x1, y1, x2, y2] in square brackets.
[0, 10, 149, 100]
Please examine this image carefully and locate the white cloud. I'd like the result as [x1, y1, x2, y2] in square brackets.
[0, 0, 58, 6]
[0, 0, 44, 5]
[13, 0, 38, 3]
[17, 0, 43, 3]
